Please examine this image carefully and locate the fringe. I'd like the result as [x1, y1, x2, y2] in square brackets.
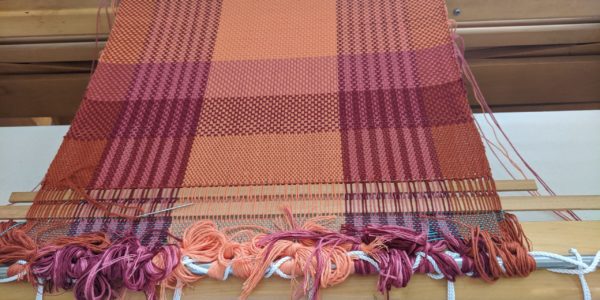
[0, 212, 534, 300]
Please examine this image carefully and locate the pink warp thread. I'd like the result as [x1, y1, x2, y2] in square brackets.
[451, 31, 580, 221]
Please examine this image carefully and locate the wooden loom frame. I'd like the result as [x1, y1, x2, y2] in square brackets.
[1, 181, 599, 299]
[1, 0, 600, 298]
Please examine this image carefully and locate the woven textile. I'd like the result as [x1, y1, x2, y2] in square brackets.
[1, 0, 535, 298]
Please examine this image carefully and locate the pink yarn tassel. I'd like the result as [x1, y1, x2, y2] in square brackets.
[75, 236, 179, 300]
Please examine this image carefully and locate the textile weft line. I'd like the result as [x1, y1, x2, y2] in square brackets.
[0, 0, 550, 299]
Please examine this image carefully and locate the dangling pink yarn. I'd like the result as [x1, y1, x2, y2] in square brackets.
[76, 236, 179, 300]
[32, 244, 97, 293]
[28, 232, 112, 294]
[350, 225, 421, 291]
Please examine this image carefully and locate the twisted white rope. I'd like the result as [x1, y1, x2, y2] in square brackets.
[530, 249, 600, 300]
[172, 286, 183, 300]
[413, 251, 455, 300]
[347, 250, 381, 272]
[0, 260, 27, 283]
[35, 279, 44, 300]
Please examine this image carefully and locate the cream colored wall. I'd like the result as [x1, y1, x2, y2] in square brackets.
[477, 110, 600, 220]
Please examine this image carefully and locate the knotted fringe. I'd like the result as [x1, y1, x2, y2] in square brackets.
[0, 211, 534, 299]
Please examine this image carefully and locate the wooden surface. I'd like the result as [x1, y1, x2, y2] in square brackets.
[2, 271, 599, 300]
[2, 0, 599, 38]
[468, 56, 600, 111]
[447, 0, 600, 22]
[502, 196, 600, 211]
[3, 25, 599, 63]
[1, 221, 599, 299]
[0, 73, 89, 119]
[5, 179, 539, 204]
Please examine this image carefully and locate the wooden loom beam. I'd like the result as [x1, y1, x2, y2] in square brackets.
[3, 195, 600, 220]
[3, 179, 600, 220]
[1, 272, 599, 300]
[5, 179, 539, 204]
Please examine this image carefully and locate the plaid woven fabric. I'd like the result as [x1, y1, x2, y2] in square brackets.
[2, 0, 535, 298]
[28, 0, 500, 242]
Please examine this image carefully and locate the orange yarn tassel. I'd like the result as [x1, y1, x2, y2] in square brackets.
[0, 222, 37, 281]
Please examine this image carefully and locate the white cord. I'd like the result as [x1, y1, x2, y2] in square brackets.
[530, 249, 600, 300]
[35, 279, 44, 300]
[347, 250, 381, 272]
[265, 256, 293, 279]
[172, 287, 182, 300]
[172, 280, 183, 300]
[412, 251, 456, 300]
[0, 260, 27, 283]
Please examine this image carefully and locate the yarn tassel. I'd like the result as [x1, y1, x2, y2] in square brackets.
[74, 236, 179, 300]
[467, 226, 504, 282]
[460, 214, 535, 282]
[165, 221, 228, 287]
[349, 224, 460, 292]
[0, 212, 539, 299]
[412, 239, 461, 281]
[242, 209, 357, 299]
[0, 222, 37, 282]
[30, 232, 111, 293]
[373, 248, 413, 292]
[496, 213, 536, 277]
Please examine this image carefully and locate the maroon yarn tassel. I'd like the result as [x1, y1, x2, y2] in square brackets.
[350, 243, 379, 275]
[348, 224, 460, 293]
[345, 224, 417, 291]
[443, 231, 476, 275]
[29, 232, 112, 293]
[412, 240, 461, 281]
[373, 248, 414, 292]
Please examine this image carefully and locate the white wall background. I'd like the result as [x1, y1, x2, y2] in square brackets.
[1, 110, 599, 221]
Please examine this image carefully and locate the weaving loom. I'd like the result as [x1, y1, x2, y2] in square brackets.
[0, 0, 599, 299]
